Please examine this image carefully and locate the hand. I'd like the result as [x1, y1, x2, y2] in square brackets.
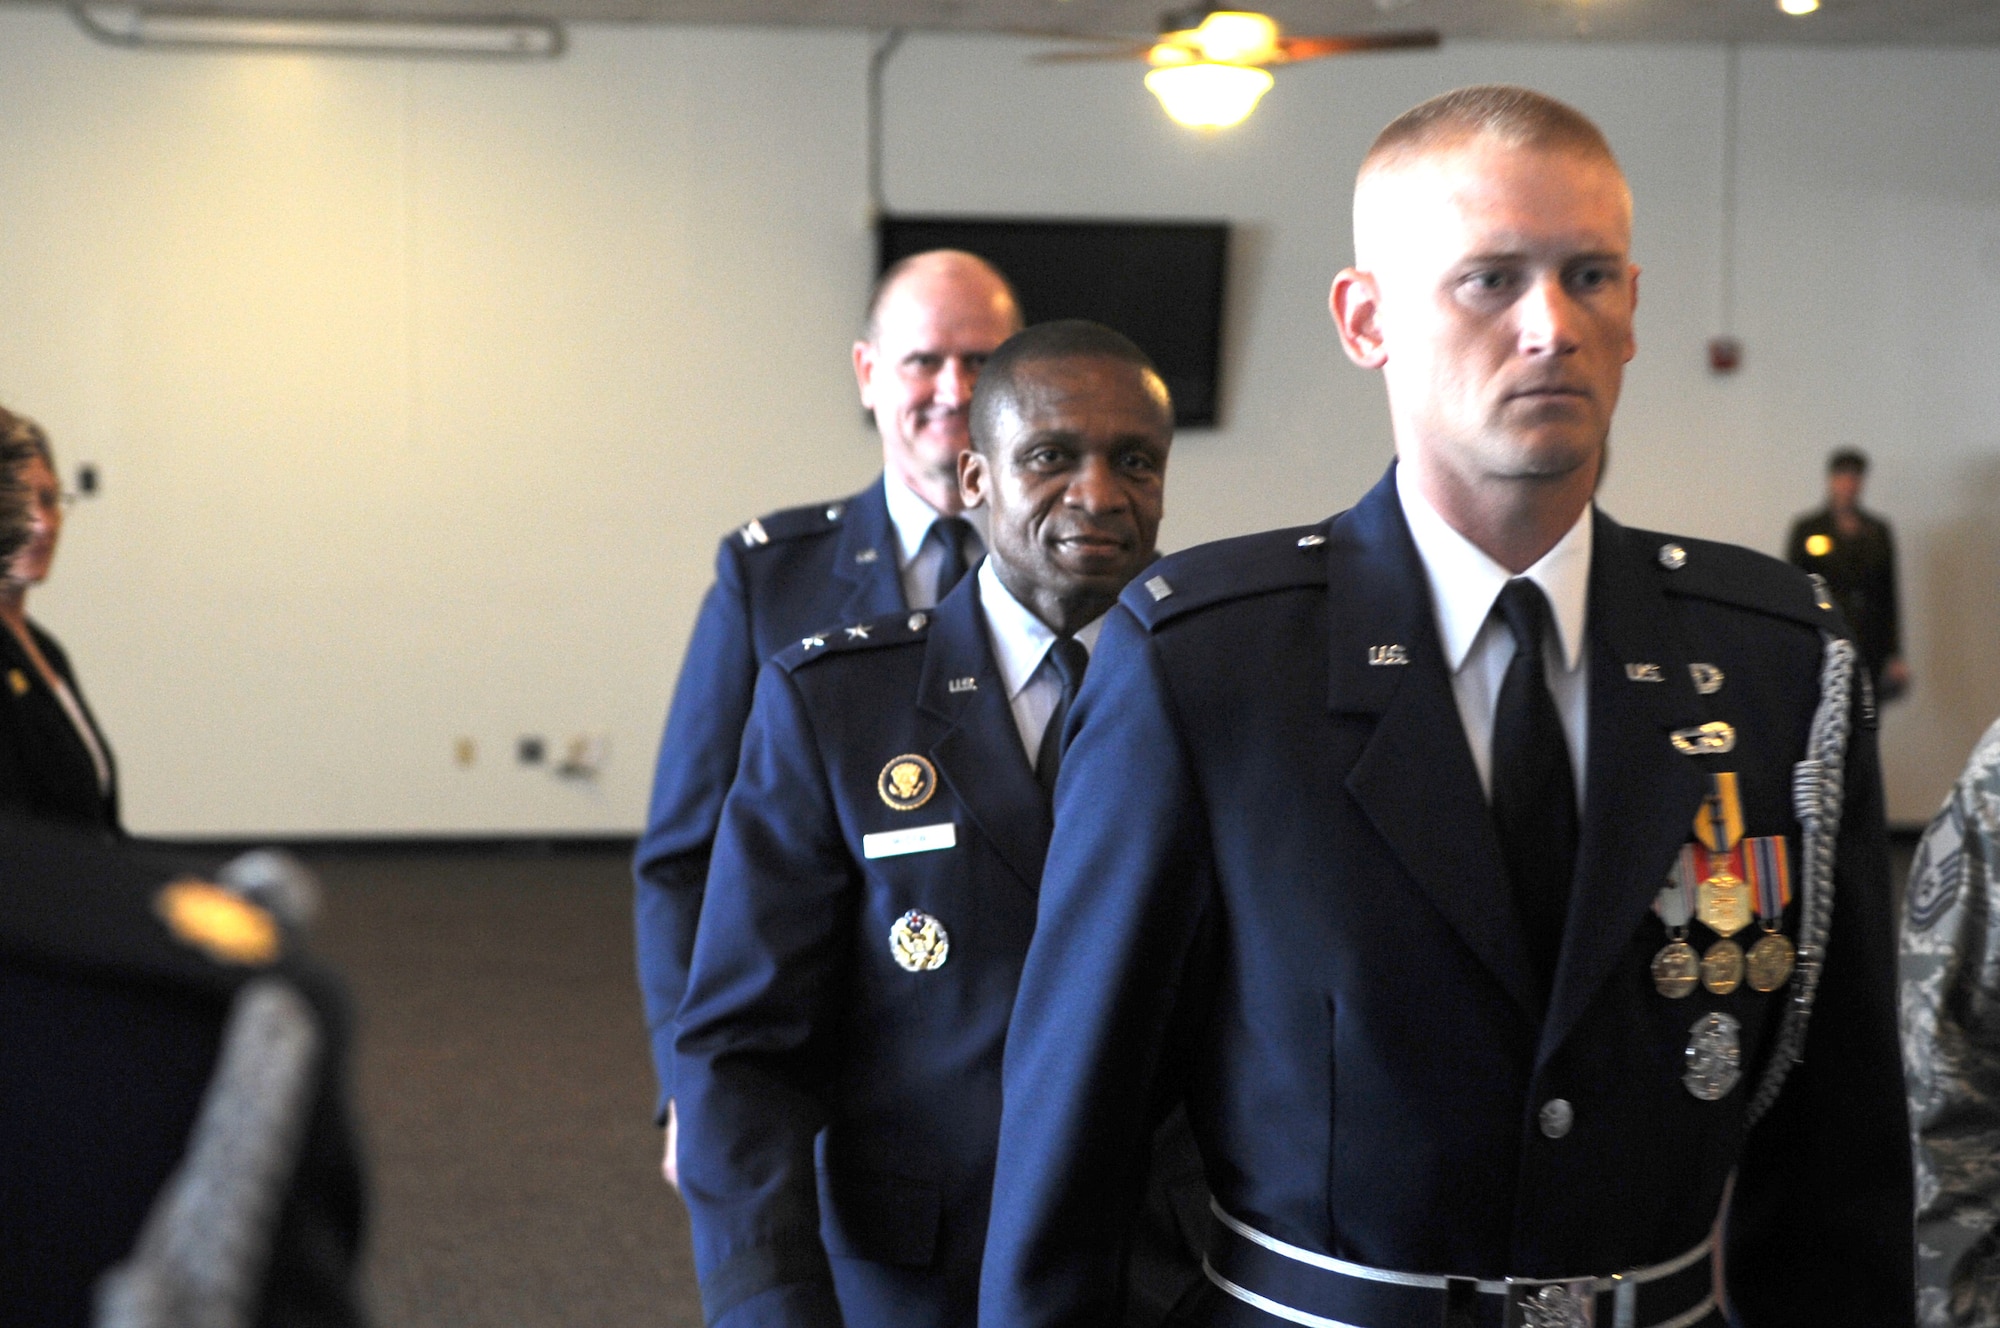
[661, 1099, 680, 1190]
[1881, 657, 1911, 702]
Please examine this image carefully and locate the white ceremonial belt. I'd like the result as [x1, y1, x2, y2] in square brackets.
[1204, 1199, 1717, 1328]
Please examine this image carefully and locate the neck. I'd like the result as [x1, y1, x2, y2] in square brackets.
[889, 457, 966, 517]
[991, 562, 1110, 638]
[0, 584, 26, 635]
[1405, 454, 1593, 575]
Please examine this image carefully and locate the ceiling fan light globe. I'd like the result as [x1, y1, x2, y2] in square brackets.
[1147, 40, 1198, 66]
[1192, 11, 1280, 62]
[1145, 62, 1274, 128]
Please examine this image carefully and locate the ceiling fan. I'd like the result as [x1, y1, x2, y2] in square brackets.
[1034, 7, 1440, 129]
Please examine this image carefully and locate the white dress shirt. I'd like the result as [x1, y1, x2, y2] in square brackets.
[976, 558, 1106, 764]
[1395, 463, 1591, 809]
[883, 471, 989, 611]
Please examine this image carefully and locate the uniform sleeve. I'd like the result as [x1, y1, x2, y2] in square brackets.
[634, 536, 760, 1117]
[1902, 722, 2000, 1328]
[1880, 521, 1903, 661]
[674, 661, 855, 1328]
[1725, 691, 1917, 1326]
[980, 608, 1215, 1328]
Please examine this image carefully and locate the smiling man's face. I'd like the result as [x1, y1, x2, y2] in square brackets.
[960, 354, 1171, 636]
[1345, 136, 1637, 498]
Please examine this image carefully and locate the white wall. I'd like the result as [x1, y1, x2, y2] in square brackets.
[0, 10, 1992, 832]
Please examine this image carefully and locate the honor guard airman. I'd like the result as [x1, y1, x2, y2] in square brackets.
[675, 323, 1208, 1328]
[980, 88, 1913, 1328]
[0, 814, 365, 1325]
[633, 251, 1022, 1184]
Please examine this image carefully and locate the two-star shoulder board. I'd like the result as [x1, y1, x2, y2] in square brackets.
[774, 609, 933, 674]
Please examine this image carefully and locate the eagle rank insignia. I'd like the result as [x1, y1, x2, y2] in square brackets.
[889, 910, 949, 972]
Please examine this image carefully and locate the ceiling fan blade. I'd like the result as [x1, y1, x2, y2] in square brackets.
[1273, 29, 1441, 62]
[1030, 42, 1162, 63]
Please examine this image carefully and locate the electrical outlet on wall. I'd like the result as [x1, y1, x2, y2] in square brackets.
[555, 733, 609, 779]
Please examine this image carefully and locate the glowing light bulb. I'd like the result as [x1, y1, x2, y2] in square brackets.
[1145, 62, 1274, 128]
[1777, 0, 1819, 13]
[1191, 11, 1279, 63]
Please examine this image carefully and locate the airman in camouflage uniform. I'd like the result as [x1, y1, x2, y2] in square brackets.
[1903, 716, 2000, 1326]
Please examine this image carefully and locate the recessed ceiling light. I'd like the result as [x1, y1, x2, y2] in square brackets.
[1777, 0, 1820, 15]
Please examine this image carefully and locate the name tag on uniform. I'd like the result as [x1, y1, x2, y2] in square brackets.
[863, 822, 956, 860]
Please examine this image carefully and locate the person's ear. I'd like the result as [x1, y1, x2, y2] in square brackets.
[958, 447, 989, 511]
[852, 339, 878, 409]
[1330, 269, 1389, 369]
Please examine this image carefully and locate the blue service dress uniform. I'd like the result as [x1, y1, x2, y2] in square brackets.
[635, 477, 906, 1117]
[979, 468, 1914, 1328]
[675, 572, 1205, 1328]
[0, 813, 365, 1326]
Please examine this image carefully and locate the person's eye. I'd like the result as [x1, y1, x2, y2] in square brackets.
[1568, 264, 1618, 293]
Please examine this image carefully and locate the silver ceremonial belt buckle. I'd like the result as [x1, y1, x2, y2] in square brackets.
[1506, 1278, 1596, 1328]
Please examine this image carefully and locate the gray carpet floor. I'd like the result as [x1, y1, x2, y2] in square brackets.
[309, 850, 701, 1327]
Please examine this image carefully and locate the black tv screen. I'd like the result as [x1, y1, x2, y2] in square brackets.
[877, 215, 1230, 428]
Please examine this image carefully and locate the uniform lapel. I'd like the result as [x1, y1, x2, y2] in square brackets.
[1538, 513, 1710, 1063]
[831, 478, 910, 624]
[1332, 474, 1542, 1021]
[917, 574, 1050, 894]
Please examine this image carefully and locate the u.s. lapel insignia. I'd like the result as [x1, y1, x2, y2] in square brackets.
[1625, 662, 1663, 683]
[878, 754, 938, 811]
[155, 878, 281, 966]
[889, 909, 949, 972]
[1689, 662, 1724, 695]
[854, 548, 879, 565]
[947, 676, 977, 694]
[6, 668, 27, 696]
[1670, 721, 1736, 756]
[1368, 645, 1409, 666]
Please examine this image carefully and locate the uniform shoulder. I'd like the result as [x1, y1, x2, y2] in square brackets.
[1624, 525, 1842, 634]
[769, 604, 935, 674]
[0, 816, 290, 996]
[728, 492, 861, 552]
[1120, 521, 1333, 633]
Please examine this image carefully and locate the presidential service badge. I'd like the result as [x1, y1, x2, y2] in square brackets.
[889, 909, 949, 972]
[155, 878, 281, 966]
[878, 754, 938, 812]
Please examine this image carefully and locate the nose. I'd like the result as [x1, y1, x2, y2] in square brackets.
[1066, 455, 1130, 514]
[934, 356, 975, 408]
[1516, 274, 1580, 356]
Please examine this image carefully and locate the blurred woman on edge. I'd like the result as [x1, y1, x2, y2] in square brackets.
[0, 407, 119, 836]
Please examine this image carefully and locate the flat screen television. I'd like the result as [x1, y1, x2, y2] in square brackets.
[877, 215, 1230, 428]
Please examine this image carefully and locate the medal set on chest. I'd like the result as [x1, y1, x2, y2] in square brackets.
[1652, 770, 1793, 1101]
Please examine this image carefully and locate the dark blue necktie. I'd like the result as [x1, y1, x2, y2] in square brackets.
[931, 517, 972, 604]
[1490, 578, 1578, 996]
[1034, 637, 1089, 798]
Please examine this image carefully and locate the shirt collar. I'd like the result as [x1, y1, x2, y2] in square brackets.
[1395, 462, 1592, 675]
[976, 558, 1105, 700]
[883, 469, 987, 568]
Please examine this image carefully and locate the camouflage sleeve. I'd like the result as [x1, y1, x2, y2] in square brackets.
[1903, 717, 2000, 1327]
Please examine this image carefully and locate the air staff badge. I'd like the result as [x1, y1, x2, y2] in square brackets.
[889, 909, 949, 972]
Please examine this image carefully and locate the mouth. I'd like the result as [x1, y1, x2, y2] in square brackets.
[1050, 530, 1133, 563]
[1506, 383, 1591, 405]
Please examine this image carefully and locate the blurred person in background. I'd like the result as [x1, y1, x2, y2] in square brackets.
[0, 406, 120, 836]
[1787, 447, 1909, 702]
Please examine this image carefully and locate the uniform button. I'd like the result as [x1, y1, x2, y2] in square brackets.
[1539, 1098, 1574, 1139]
